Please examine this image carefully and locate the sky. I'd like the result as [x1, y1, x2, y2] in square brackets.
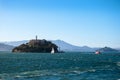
[0, 0, 120, 48]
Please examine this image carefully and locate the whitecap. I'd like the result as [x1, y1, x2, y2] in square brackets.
[88, 69, 96, 72]
[116, 62, 120, 66]
[15, 75, 22, 78]
[72, 70, 81, 74]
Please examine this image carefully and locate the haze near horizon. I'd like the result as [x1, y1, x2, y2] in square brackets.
[0, 0, 120, 48]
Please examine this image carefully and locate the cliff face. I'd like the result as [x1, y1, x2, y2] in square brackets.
[12, 39, 58, 53]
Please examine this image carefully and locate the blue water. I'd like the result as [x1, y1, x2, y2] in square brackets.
[0, 52, 120, 80]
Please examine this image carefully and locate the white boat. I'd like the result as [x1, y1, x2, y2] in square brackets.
[95, 51, 101, 54]
[51, 47, 55, 54]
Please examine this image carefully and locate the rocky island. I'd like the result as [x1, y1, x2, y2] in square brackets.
[97, 47, 119, 53]
[12, 36, 58, 53]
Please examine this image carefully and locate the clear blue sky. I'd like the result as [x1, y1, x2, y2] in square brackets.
[0, 0, 120, 48]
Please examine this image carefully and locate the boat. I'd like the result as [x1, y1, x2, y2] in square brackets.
[95, 51, 101, 54]
[51, 47, 55, 54]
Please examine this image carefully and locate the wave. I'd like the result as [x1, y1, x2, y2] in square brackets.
[0, 69, 94, 80]
[0, 68, 120, 80]
[116, 62, 120, 66]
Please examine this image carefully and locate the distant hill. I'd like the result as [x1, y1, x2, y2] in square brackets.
[0, 43, 14, 51]
[97, 47, 119, 53]
[51, 40, 97, 52]
[2, 40, 97, 52]
[4, 40, 28, 46]
[116, 48, 120, 52]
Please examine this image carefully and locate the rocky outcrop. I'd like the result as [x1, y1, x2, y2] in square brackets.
[12, 39, 58, 53]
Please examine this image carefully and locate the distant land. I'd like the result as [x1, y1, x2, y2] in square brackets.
[96, 47, 119, 53]
[0, 40, 119, 52]
[0, 43, 14, 51]
[1, 40, 98, 52]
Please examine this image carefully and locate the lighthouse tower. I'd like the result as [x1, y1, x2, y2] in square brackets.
[36, 35, 38, 41]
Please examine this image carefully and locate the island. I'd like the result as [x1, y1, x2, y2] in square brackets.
[96, 47, 119, 53]
[12, 36, 58, 53]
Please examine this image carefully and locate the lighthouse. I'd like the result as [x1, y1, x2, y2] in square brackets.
[36, 35, 38, 40]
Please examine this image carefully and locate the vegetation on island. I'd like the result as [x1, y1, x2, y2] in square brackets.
[12, 39, 58, 53]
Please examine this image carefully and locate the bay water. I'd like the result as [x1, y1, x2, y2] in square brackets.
[0, 52, 120, 80]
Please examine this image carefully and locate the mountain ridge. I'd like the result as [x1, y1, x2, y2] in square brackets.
[0, 43, 14, 51]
